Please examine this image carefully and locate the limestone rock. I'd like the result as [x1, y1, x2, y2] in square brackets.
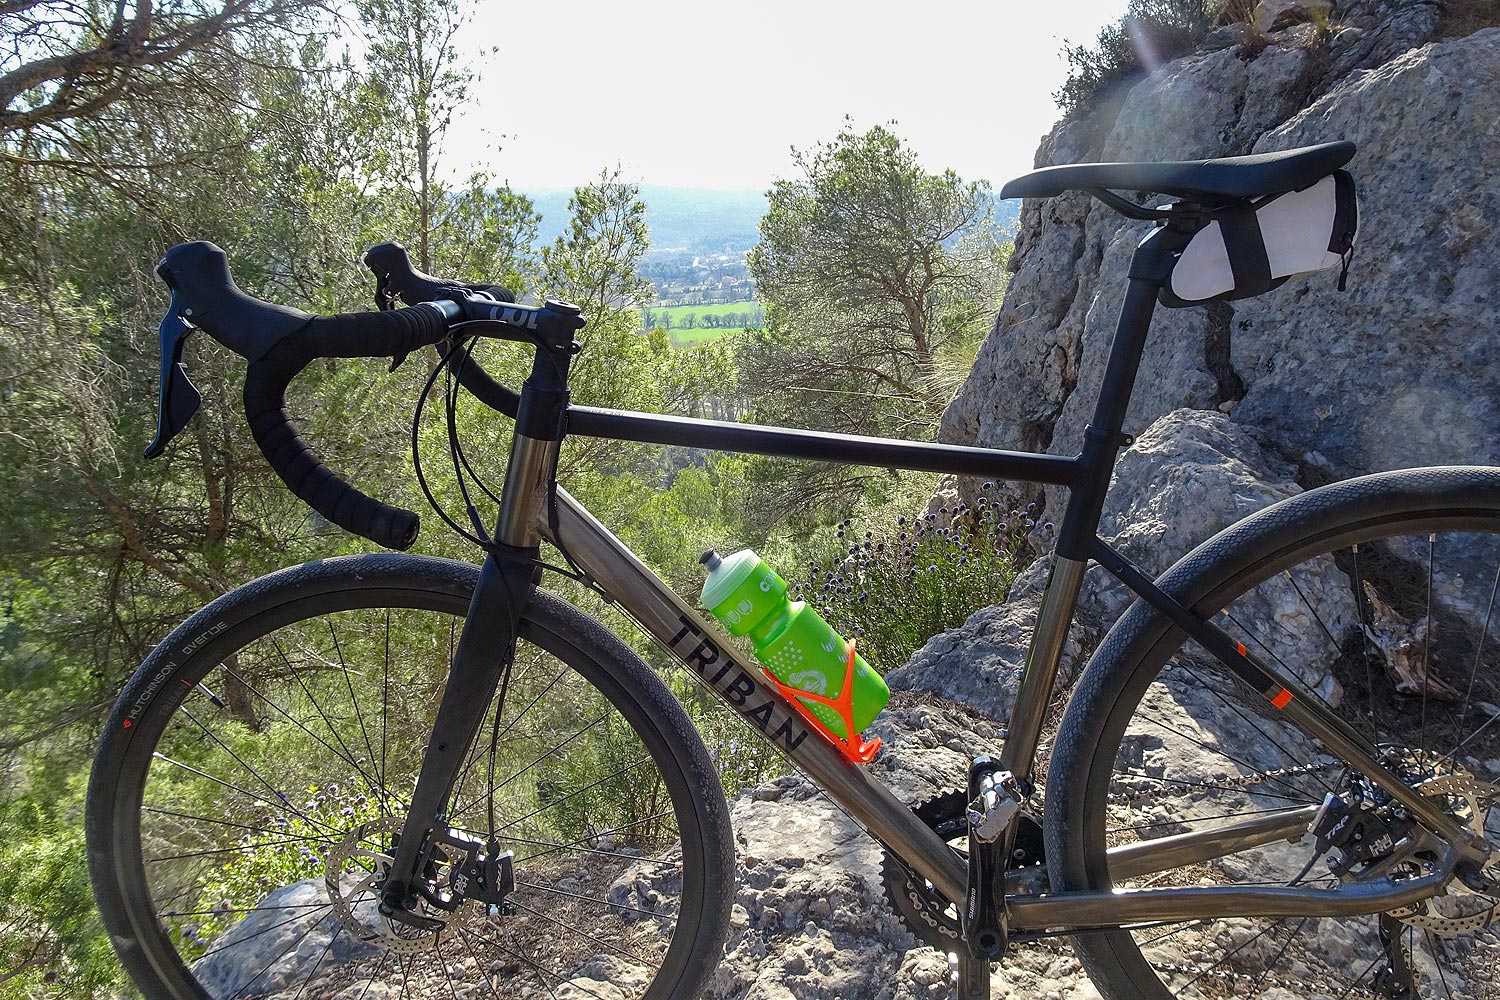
[1232, 29, 1500, 478]
[940, 1, 1469, 528]
[190, 880, 379, 994]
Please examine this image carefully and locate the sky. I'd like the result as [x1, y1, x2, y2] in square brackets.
[445, 0, 1132, 193]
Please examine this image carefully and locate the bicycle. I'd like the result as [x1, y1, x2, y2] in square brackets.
[86, 139, 1500, 1000]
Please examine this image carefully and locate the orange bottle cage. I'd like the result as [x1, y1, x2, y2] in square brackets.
[760, 638, 881, 764]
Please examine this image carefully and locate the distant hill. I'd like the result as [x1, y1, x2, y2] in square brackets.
[525, 186, 767, 252]
[523, 186, 1019, 254]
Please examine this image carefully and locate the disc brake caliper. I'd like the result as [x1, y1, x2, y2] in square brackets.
[1311, 786, 1416, 879]
[407, 823, 516, 914]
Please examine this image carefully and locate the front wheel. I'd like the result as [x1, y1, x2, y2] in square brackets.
[88, 554, 734, 1000]
[1047, 467, 1500, 1000]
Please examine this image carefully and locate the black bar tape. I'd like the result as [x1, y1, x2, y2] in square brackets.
[243, 304, 450, 550]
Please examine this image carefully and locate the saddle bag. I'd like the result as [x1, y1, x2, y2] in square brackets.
[1161, 170, 1357, 307]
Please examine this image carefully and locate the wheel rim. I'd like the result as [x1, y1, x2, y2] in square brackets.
[107, 589, 702, 1000]
[1084, 519, 1500, 1000]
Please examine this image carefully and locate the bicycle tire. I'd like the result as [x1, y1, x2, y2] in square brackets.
[1047, 466, 1500, 1000]
[87, 553, 734, 1000]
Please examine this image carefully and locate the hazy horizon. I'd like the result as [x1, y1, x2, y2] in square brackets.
[440, 1, 1132, 193]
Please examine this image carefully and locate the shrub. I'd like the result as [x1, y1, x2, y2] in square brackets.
[795, 483, 1040, 673]
[1055, 0, 1227, 116]
[1442, 0, 1500, 37]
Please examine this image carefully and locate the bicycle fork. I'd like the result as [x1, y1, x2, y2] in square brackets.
[379, 432, 559, 918]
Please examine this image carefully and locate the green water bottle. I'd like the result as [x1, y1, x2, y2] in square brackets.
[698, 549, 889, 741]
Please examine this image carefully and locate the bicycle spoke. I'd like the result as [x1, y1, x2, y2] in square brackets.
[1168, 655, 1335, 795]
[1109, 766, 1309, 804]
[382, 609, 393, 813]
[290, 922, 343, 1000]
[194, 902, 335, 962]
[328, 619, 381, 795]
[514, 879, 676, 923]
[1176, 916, 1288, 991]
[146, 835, 337, 863]
[435, 940, 464, 1000]
[271, 636, 369, 783]
[1125, 710, 1324, 803]
[507, 830, 682, 869]
[177, 704, 328, 824]
[496, 755, 653, 835]
[465, 927, 609, 1000]
[1107, 803, 1318, 837]
[509, 808, 680, 865]
[149, 752, 338, 837]
[507, 896, 655, 965]
[1449, 560, 1500, 765]
[215, 660, 393, 806]
[1420, 533, 1436, 774]
[1242, 917, 1308, 994]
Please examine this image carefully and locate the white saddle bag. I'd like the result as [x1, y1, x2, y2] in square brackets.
[1162, 170, 1357, 307]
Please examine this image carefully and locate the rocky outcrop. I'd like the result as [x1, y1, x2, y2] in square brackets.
[941, 13, 1499, 526]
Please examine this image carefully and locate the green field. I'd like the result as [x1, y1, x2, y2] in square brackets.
[641, 300, 765, 347]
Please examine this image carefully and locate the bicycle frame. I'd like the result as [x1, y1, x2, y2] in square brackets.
[385, 218, 1478, 936]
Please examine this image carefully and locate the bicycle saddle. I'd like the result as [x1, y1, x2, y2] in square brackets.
[999, 140, 1355, 201]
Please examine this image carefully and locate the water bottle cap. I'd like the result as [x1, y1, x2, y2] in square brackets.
[699, 549, 763, 613]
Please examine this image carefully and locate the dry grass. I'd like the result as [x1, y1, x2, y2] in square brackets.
[1443, 0, 1500, 38]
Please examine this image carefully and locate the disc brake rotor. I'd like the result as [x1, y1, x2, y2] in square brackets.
[1387, 769, 1500, 935]
[325, 815, 476, 954]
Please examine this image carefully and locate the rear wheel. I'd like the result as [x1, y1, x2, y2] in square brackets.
[1048, 468, 1500, 1000]
[88, 554, 734, 1000]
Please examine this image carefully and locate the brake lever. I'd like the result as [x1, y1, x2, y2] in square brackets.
[144, 291, 203, 459]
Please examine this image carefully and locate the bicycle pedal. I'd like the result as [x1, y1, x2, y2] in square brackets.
[967, 765, 1024, 844]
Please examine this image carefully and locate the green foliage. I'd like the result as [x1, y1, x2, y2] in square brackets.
[748, 122, 1007, 439]
[793, 483, 1036, 672]
[642, 301, 766, 334]
[0, 753, 120, 997]
[184, 783, 384, 955]
[1055, 0, 1227, 115]
[741, 122, 1009, 533]
[1442, 0, 1500, 37]
[532, 712, 676, 849]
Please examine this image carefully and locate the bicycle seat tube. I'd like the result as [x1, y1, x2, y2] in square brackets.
[1001, 221, 1195, 786]
[381, 314, 580, 914]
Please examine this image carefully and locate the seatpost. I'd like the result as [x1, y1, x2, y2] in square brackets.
[1053, 218, 1198, 563]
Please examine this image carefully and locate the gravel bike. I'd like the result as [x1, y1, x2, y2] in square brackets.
[87, 140, 1500, 1000]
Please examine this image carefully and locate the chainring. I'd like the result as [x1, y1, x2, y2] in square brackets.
[880, 790, 1046, 951]
[324, 815, 477, 954]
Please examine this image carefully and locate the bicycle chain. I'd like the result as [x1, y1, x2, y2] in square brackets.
[1106, 759, 1343, 805]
